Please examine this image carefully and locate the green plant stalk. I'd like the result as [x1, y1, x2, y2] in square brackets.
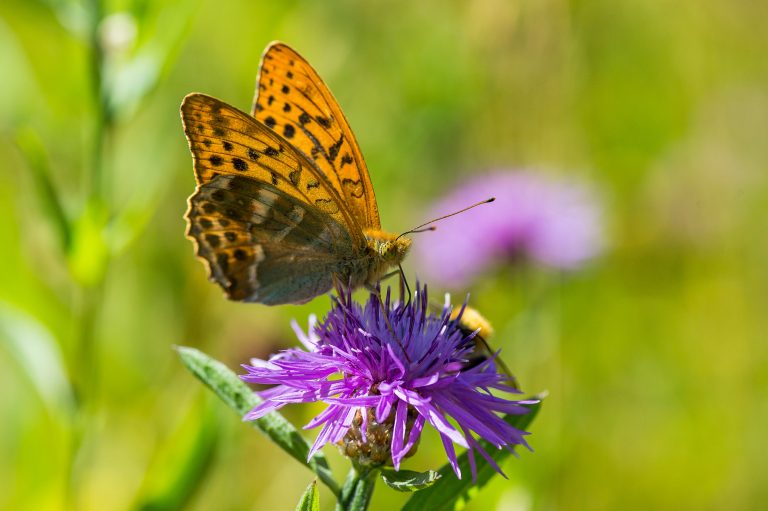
[66, 0, 114, 506]
[336, 467, 377, 511]
[14, 129, 71, 251]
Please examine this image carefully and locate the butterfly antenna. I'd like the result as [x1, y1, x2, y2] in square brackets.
[395, 197, 495, 241]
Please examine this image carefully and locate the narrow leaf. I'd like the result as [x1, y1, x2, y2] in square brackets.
[176, 346, 339, 496]
[0, 302, 75, 419]
[381, 469, 441, 492]
[295, 480, 320, 511]
[14, 128, 71, 252]
[402, 399, 543, 511]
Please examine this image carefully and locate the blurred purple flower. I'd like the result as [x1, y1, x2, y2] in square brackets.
[414, 170, 604, 287]
[240, 285, 535, 479]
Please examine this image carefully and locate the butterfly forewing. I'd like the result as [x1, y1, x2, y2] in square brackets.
[187, 174, 358, 304]
[251, 42, 381, 230]
[181, 93, 362, 243]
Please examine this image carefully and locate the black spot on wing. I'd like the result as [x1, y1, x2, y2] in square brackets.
[205, 234, 220, 248]
[327, 135, 344, 162]
[289, 169, 301, 186]
[232, 158, 248, 171]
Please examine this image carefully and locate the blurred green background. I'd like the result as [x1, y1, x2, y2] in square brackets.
[1, 0, 766, 509]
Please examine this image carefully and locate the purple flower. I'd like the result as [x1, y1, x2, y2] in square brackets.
[414, 170, 604, 287]
[240, 285, 535, 479]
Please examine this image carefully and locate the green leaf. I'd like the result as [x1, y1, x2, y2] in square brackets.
[295, 480, 320, 511]
[14, 128, 71, 252]
[0, 302, 75, 419]
[381, 469, 441, 492]
[401, 399, 543, 511]
[175, 346, 340, 496]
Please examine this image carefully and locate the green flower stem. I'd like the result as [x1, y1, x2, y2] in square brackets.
[86, 0, 112, 203]
[336, 467, 377, 511]
[67, 0, 114, 505]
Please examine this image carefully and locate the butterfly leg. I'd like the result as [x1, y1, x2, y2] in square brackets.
[397, 264, 411, 306]
[373, 268, 411, 306]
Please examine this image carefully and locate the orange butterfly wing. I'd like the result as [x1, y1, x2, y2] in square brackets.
[181, 93, 361, 239]
[181, 93, 369, 304]
[250, 42, 381, 230]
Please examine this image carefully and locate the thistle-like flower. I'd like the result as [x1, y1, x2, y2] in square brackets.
[415, 169, 604, 287]
[240, 284, 536, 479]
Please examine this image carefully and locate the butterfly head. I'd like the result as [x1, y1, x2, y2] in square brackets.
[364, 230, 411, 267]
[382, 236, 412, 264]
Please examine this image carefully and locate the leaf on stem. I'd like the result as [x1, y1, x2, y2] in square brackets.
[175, 346, 339, 496]
[295, 480, 320, 511]
[14, 128, 71, 252]
[0, 302, 75, 420]
[380, 469, 441, 492]
[401, 399, 543, 511]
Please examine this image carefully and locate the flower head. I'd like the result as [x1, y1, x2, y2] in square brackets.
[240, 284, 535, 479]
[414, 169, 604, 287]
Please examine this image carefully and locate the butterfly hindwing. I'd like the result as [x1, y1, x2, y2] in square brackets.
[251, 42, 381, 230]
[186, 174, 359, 304]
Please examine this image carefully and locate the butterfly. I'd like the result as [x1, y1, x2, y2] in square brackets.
[181, 42, 411, 305]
